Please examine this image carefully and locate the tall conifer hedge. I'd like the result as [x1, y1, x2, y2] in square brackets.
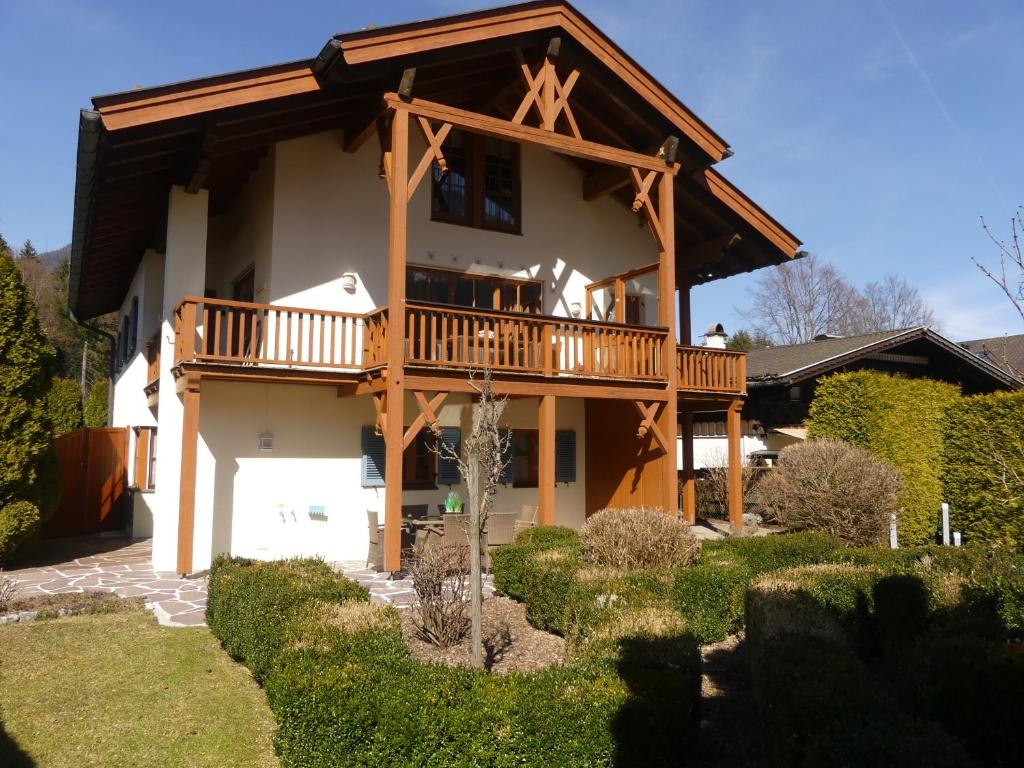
[807, 371, 960, 545]
[942, 391, 1024, 546]
[0, 247, 57, 559]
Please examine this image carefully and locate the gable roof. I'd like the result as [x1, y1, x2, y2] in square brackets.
[745, 327, 1020, 391]
[69, 1, 802, 320]
[960, 333, 1024, 381]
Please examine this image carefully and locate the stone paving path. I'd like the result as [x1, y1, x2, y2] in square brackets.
[3, 536, 208, 627]
[3, 537, 494, 628]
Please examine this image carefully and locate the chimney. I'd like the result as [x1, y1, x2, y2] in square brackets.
[702, 323, 728, 349]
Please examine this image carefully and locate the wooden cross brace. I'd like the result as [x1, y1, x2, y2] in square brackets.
[372, 392, 387, 439]
[407, 116, 453, 201]
[630, 167, 667, 252]
[632, 400, 670, 456]
[402, 390, 449, 450]
[511, 48, 582, 139]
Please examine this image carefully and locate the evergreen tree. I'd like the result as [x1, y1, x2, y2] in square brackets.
[47, 378, 84, 436]
[0, 246, 57, 559]
[726, 328, 773, 352]
[84, 381, 109, 428]
[18, 240, 39, 262]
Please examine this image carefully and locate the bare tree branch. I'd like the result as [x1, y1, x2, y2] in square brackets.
[974, 207, 1024, 326]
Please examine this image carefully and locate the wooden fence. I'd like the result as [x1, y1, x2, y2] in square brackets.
[44, 427, 129, 538]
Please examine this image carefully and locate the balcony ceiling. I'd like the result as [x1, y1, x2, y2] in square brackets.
[70, 1, 802, 320]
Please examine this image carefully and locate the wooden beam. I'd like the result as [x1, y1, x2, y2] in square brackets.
[658, 170, 680, 518]
[176, 377, 201, 576]
[184, 128, 218, 194]
[680, 409, 696, 524]
[402, 372, 670, 401]
[383, 107, 410, 573]
[343, 105, 385, 153]
[397, 67, 416, 100]
[384, 93, 676, 173]
[403, 390, 448, 449]
[583, 137, 680, 201]
[632, 400, 669, 456]
[727, 398, 744, 534]
[538, 394, 555, 525]
[407, 117, 452, 201]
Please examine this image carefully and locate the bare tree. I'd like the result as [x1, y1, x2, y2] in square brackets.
[435, 368, 511, 668]
[741, 254, 940, 344]
[975, 207, 1024, 325]
[741, 253, 861, 344]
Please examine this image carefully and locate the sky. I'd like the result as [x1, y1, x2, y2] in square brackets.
[1, 0, 1022, 341]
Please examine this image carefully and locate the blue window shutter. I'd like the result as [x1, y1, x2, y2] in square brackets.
[437, 427, 461, 486]
[556, 430, 576, 483]
[128, 297, 139, 356]
[499, 429, 514, 484]
[361, 426, 386, 487]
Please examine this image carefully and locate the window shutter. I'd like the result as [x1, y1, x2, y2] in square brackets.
[114, 330, 122, 371]
[555, 430, 576, 483]
[128, 297, 139, 356]
[499, 428, 514, 484]
[436, 427, 461, 486]
[120, 316, 130, 367]
[132, 427, 151, 490]
[361, 426, 386, 487]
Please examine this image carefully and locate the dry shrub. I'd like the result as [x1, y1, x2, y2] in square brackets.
[0, 571, 18, 612]
[316, 600, 398, 635]
[589, 606, 687, 643]
[580, 507, 699, 570]
[697, 449, 761, 520]
[408, 543, 471, 647]
[753, 439, 901, 546]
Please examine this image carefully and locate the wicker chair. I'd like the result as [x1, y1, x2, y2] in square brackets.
[515, 504, 539, 534]
[485, 511, 519, 569]
[366, 510, 385, 571]
[442, 513, 470, 547]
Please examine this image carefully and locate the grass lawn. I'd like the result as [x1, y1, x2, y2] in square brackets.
[0, 611, 278, 767]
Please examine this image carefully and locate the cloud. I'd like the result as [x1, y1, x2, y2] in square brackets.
[922, 279, 1022, 341]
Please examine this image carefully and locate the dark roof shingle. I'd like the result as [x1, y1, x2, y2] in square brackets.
[960, 334, 1024, 381]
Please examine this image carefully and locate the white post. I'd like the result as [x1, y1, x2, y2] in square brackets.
[941, 502, 951, 546]
[953, 531, 962, 547]
[889, 513, 899, 549]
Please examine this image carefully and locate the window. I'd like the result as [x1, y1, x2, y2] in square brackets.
[431, 130, 520, 233]
[512, 430, 539, 487]
[407, 265, 542, 313]
[402, 431, 436, 490]
[133, 426, 157, 491]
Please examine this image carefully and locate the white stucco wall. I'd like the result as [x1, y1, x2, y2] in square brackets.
[192, 382, 586, 564]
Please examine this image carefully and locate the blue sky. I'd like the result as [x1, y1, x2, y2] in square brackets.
[1, 0, 1022, 340]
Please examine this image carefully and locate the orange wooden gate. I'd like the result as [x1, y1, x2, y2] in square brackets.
[44, 428, 129, 538]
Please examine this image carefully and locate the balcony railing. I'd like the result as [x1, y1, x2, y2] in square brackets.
[172, 297, 746, 396]
[405, 302, 667, 380]
[677, 346, 747, 394]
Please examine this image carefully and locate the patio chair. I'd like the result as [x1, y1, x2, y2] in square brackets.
[366, 510, 385, 571]
[485, 511, 518, 569]
[515, 505, 539, 535]
[442, 513, 470, 548]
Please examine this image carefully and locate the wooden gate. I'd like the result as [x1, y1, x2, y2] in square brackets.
[44, 428, 129, 538]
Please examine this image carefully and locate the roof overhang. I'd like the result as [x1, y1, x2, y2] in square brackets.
[70, 1, 802, 319]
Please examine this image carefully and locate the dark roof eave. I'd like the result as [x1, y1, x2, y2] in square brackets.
[68, 109, 102, 321]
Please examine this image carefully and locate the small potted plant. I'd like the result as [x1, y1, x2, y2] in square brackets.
[443, 491, 463, 514]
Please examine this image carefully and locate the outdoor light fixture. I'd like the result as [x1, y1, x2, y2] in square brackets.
[258, 432, 273, 452]
[341, 273, 357, 293]
[570, 302, 582, 318]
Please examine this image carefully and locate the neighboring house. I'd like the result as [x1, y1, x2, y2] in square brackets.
[960, 334, 1024, 383]
[69, 2, 802, 575]
[687, 326, 1020, 468]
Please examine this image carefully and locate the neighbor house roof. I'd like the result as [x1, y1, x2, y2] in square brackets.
[960, 334, 1024, 381]
[745, 327, 1021, 391]
[68, 0, 802, 320]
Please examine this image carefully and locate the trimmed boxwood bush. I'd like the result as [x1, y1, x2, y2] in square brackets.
[205, 555, 369, 682]
[209, 549, 701, 768]
[807, 371, 960, 545]
[942, 390, 1024, 547]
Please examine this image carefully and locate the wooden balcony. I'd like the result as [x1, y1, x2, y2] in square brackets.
[172, 297, 746, 397]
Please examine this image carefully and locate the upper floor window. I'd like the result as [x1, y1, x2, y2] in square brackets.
[431, 130, 520, 234]
[407, 265, 542, 314]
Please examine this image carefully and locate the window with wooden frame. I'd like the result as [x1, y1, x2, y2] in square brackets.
[133, 426, 157, 492]
[511, 429, 539, 487]
[407, 265, 542, 314]
[431, 129, 521, 234]
[402, 431, 436, 490]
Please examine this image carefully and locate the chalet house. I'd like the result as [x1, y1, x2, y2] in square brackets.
[690, 326, 1020, 468]
[70, 2, 802, 575]
[961, 333, 1024, 383]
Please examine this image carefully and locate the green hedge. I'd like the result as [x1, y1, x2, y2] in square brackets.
[749, 553, 1024, 766]
[942, 390, 1024, 546]
[808, 371, 961, 544]
[0, 501, 40, 561]
[83, 380, 108, 428]
[46, 378, 83, 436]
[209, 551, 701, 767]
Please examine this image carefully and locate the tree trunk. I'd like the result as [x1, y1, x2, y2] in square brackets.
[468, 471, 483, 668]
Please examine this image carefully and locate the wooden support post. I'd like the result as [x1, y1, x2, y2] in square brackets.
[538, 394, 556, 525]
[681, 410, 696, 524]
[176, 376, 201, 575]
[678, 281, 692, 347]
[658, 170, 680, 517]
[727, 399, 744, 534]
[383, 106, 409, 573]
